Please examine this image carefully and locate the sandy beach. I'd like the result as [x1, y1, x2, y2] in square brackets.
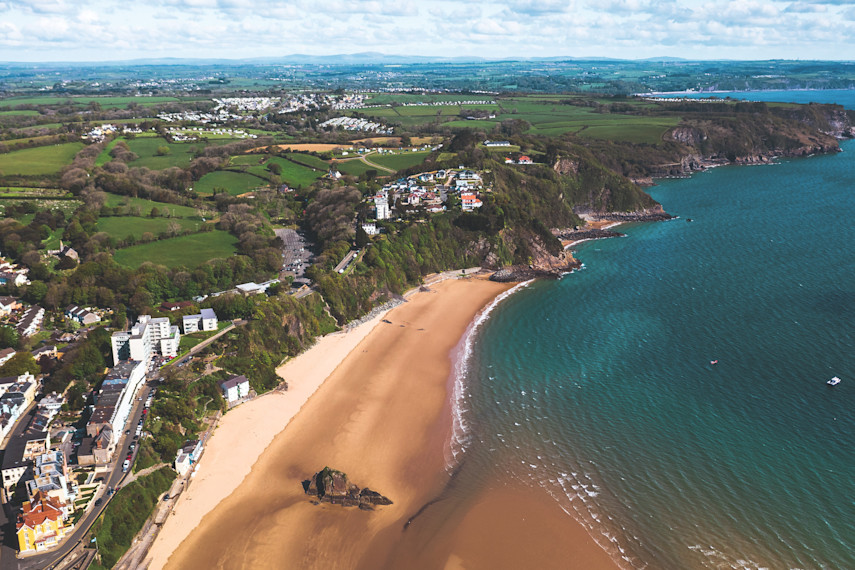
[146, 308, 393, 569]
[149, 276, 617, 569]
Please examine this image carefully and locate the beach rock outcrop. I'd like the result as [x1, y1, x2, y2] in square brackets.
[304, 467, 392, 510]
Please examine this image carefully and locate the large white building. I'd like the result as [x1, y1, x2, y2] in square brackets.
[86, 360, 146, 451]
[26, 451, 74, 509]
[111, 315, 181, 366]
[374, 194, 390, 220]
[183, 308, 218, 334]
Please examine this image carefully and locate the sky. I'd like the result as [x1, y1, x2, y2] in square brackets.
[1, 0, 854, 62]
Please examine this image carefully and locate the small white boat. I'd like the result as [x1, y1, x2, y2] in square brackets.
[827, 376, 841, 386]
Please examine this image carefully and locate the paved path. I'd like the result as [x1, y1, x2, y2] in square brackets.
[359, 152, 396, 173]
[122, 463, 167, 487]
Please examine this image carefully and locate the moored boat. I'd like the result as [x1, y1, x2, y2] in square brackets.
[827, 376, 841, 386]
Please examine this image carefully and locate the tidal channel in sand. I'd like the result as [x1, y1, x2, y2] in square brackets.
[152, 276, 616, 569]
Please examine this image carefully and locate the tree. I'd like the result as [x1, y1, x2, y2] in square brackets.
[0, 326, 19, 349]
[267, 162, 283, 175]
[23, 281, 47, 304]
[0, 352, 39, 377]
[355, 225, 369, 248]
[155, 146, 171, 156]
[149, 207, 161, 218]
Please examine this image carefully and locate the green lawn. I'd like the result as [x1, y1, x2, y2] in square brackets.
[0, 142, 84, 176]
[194, 170, 268, 196]
[103, 193, 201, 218]
[114, 231, 238, 269]
[368, 151, 431, 172]
[96, 216, 202, 240]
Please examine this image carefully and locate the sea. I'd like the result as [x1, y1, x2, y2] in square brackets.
[452, 89, 855, 569]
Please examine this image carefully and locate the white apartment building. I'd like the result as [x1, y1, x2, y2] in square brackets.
[111, 315, 181, 365]
[374, 194, 390, 220]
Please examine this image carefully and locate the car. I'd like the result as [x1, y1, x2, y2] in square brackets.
[94, 498, 103, 507]
[122, 460, 130, 472]
[133, 435, 138, 440]
[124, 429, 130, 435]
[142, 409, 148, 415]
[128, 443, 135, 452]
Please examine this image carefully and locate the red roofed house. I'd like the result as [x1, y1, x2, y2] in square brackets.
[17, 492, 70, 553]
[518, 155, 533, 164]
[460, 193, 483, 212]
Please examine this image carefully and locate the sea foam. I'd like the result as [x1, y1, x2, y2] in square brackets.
[445, 279, 533, 470]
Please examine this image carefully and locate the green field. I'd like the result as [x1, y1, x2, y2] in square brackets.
[113, 230, 238, 269]
[285, 152, 330, 170]
[335, 158, 376, 176]
[363, 93, 497, 105]
[0, 95, 180, 109]
[126, 137, 199, 169]
[229, 154, 266, 166]
[104, 193, 201, 218]
[369, 151, 431, 172]
[0, 110, 40, 116]
[95, 138, 121, 167]
[431, 96, 682, 143]
[96, 216, 202, 240]
[574, 118, 680, 143]
[247, 156, 323, 188]
[0, 142, 84, 176]
[194, 170, 268, 196]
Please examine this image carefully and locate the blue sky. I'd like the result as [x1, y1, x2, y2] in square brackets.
[1, 0, 853, 62]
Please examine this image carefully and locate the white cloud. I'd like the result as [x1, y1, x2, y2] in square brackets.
[0, 0, 851, 61]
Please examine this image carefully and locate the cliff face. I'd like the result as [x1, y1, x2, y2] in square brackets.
[643, 104, 852, 179]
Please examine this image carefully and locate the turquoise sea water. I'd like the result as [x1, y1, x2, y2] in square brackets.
[457, 91, 855, 569]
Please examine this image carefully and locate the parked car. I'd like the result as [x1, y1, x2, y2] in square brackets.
[122, 460, 130, 472]
[94, 498, 103, 507]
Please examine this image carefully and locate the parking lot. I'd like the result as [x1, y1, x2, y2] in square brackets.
[275, 228, 314, 283]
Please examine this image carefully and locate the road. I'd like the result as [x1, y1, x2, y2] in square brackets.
[4, 379, 159, 570]
[341, 152, 395, 174]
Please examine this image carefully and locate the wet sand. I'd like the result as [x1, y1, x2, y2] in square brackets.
[156, 277, 618, 569]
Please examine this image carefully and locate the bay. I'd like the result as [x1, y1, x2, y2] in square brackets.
[456, 92, 855, 568]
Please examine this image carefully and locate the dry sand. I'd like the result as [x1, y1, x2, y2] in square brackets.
[146, 310, 392, 569]
[152, 277, 618, 569]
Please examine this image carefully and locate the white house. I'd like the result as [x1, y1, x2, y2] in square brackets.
[174, 439, 203, 476]
[183, 308, 218, 334]
[219, 375, 250, 404]
[484, 140, 510, 147]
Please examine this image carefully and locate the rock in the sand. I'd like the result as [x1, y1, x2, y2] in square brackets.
[303, 467, 393, 510]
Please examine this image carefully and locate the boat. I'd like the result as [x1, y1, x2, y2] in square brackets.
[710, 360, 718, 365]
[827, 376, 841, 386]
